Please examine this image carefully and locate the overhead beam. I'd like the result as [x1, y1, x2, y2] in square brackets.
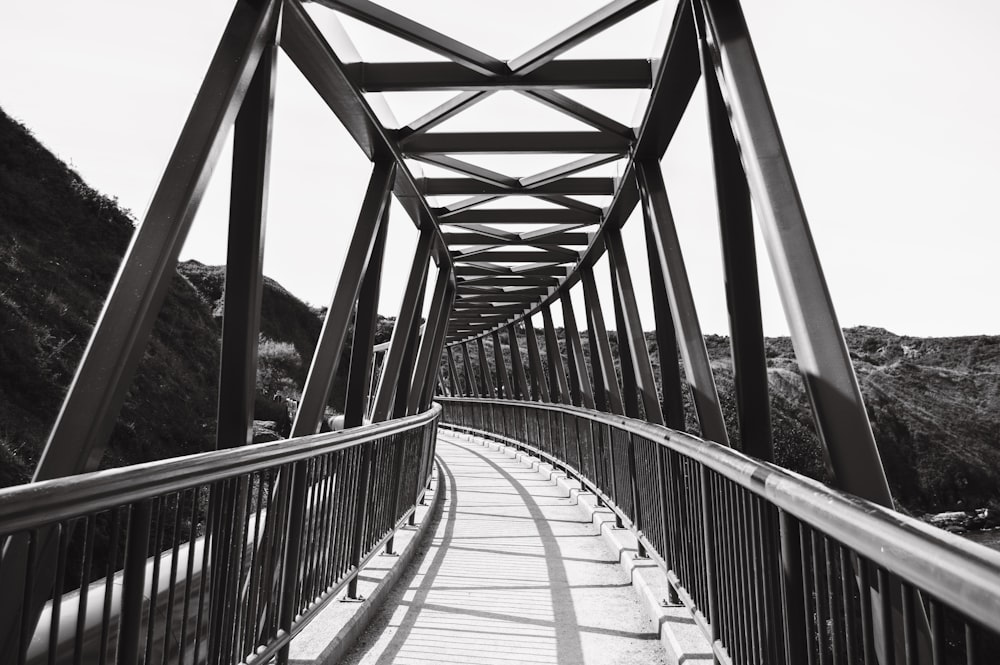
[401, 131, 630, 154]
[444, 231, 590, 245]
[455, 265, 570, 276]
[452, 250, 578, 263]
[351, 59, 652, 91]
[423, 177, 615, 196]
[442, 209, 598, 225]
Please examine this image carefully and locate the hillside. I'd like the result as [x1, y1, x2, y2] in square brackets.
[0, 108, 220, 486]
[0, 108, 384, 487]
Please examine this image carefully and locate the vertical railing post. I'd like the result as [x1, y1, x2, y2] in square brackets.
[700, 467, 721, 664]
[117, 501, 152, 665]
[541, 305, 571, 404]
[778, 511, 808, 665]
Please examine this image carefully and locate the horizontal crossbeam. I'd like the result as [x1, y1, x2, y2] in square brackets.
[401, 132, 630, 154]
[440, 209, 598, 224]
[349, 60, 652, 91]
[443, 231, 590, 245]
[423, 177, 615, 196]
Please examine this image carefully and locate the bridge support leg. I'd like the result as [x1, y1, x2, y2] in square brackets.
[541, 305, 571, 404]
[560, 292, 595, 409]
[507, 324, 531, 400]
[446, 347, 462, 396]
[491, 330, 514, 399]
[371, 231, 434, 421]
[522, 315, 550, 402]
[461, 342, 480, 398]
[581, 268, 624, 416]
[698, 6, 772, 460]
[476, 336, 497, 398]
[606, 228, 663, 426]
[209, 34, 277, 665]
[636, 160, 729, 445]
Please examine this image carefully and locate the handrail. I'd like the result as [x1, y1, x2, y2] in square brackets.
[439, 397, 1000, 664]
[0, 405, 439, 535]
[0, 404, 441, 665]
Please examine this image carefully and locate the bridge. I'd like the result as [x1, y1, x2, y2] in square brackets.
[1, 0, 998, 664]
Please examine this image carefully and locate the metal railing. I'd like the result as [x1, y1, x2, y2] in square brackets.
[439, 397, 1000, 665]
[0, 405, 440, 665]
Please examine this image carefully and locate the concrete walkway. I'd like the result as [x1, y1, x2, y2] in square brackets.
[339, 431, 666, 665]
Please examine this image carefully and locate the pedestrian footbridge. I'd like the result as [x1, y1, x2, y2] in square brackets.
[2, 0, 999, 663]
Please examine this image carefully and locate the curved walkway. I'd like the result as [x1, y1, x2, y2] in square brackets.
[340, 431, 666, 665]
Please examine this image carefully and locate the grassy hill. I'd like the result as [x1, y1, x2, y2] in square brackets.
[0, 108, 219, 486]
[0, 108, 388, 486]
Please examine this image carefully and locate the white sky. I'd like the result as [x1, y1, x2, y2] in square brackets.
[1, 0, 997, 339]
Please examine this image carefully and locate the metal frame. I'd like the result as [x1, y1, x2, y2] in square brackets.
[2, 0, 908, 659]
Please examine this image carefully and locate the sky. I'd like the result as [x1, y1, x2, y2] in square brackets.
[1, 0, 997, 339]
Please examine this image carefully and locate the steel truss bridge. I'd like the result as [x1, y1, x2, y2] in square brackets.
[0, 0, 998, 664]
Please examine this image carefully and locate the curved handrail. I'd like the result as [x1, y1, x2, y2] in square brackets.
[439, 397, 1000, 662]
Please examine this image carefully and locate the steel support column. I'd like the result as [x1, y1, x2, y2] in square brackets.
[643, 210, 686, 431]
[507, 324, 531, 399]
[371, 230, 434, 421]
[420, 285, 456, 409]
[698, 0, 889, 505]
[344, 204, 389, 426]
[476, 336, 497, 397]
[541, 305, 571, 404]
[698, 12, 772, 460]
[636, 160, 729, 444]
[523, 315, 551, 402]
[461, 341, 480, 397]
[446, 346, 462, 396]
[408, 267, 452, 415]
[581, 268, 625, 415]
[560, 292, 595, 409]
[491, 330, 514, 399]
[606, 229, 663, 425]
[209, 39, 277, 665]
[609, 265, 640, 419]
[291, 161, 395, 434]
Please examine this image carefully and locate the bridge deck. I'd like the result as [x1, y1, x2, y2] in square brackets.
[338, 431, 666, 665]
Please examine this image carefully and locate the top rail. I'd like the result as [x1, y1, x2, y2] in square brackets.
[0, 405, 440, 537]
